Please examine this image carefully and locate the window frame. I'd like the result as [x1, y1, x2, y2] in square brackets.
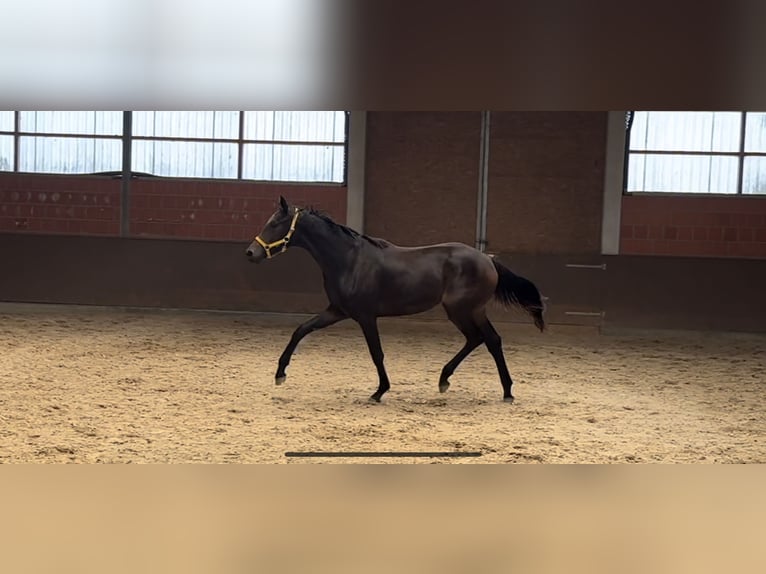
[623, 111, 766, 196]
[0, 111, 349, 185]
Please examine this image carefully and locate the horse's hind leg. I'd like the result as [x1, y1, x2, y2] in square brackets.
[275, 305, 346, 385]
[439, 310, 483, 393]
[474, 312, 516, 403]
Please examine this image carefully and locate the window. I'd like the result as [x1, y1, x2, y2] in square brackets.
[17, 111, 123, 174]
[626, 111, 766, 195]
[0, 111, 123, 174]
[241, 112, 346, 182]
[132, 111, 240, 179]
[0, 111, 348, 183]
[132, 111, 346, 182]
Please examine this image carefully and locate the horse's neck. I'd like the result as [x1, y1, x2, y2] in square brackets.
[295, 217, 356, 275]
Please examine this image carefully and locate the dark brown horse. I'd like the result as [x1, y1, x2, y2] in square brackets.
[246, 196, 546, 403]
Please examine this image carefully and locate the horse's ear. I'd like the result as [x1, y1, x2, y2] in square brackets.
[279, 195, 289, 214]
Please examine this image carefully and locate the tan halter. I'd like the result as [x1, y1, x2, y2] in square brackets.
[254, 208, 301, 259]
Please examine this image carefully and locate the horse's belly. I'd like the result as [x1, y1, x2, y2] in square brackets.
[377, 300, 439, 317]
[375, 281, 443, 316]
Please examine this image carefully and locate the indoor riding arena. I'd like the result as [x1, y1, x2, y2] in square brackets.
[2, 111, 765, 464]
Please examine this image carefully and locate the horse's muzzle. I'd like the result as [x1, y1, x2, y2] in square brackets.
[245, 248, 262, 264]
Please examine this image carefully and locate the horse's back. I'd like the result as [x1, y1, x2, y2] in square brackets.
[383, 241, 496, 292]
[353, 239, 496, 316]
[382, 241, 494, 273]
[384, 240, 478, 256]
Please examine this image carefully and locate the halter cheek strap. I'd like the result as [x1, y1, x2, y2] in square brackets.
[254, 209, 301, 259]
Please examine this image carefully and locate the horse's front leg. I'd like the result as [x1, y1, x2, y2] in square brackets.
[358, 317, 391, 402]
[275, 306, 346, 384]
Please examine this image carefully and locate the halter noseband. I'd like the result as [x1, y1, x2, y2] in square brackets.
[254, 208, 301, 259]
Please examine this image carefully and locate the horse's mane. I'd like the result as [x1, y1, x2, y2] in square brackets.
[305, 207, 390, 249]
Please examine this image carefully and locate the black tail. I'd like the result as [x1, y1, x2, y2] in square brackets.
[492, 259, 546, 332]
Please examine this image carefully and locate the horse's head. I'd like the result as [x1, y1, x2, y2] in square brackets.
[245, 195, 301, 263]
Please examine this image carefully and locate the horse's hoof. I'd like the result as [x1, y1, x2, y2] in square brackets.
[369, 395, 381, 403]
[275, 375, 286, 386]
[503, 396, 515, 404]
[438, 382, 450, 393]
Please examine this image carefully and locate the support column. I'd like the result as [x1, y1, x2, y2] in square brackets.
[120, 111, 132, 237]
[346, 111, 366, 232]
[475, 111, 490, 252]
[601, 111, 627, 255]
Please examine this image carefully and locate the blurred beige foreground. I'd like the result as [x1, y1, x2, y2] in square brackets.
[0, 466, 764, 574]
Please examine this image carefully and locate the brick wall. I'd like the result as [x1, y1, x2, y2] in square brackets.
[0, 174, 120, 236]
[486, 112, 607, 254]
[364, 112, 480, 246]
[129, 179, 346, 241]
[621, 195, 766, 259]
[0, 172, 347, 241]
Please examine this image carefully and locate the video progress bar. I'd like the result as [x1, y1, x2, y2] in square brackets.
[285, 451, 482, 458]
